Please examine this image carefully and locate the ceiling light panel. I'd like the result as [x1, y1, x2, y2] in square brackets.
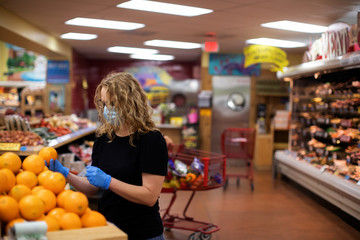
[261, 20, 328, 33]
[130, 54, 174, 61]
[144, 40, 202, 49]
[60, 32, 97, 40]
[107, 46, 158, 55]
[245, 38, 307, 48]
[117, 0, 213, 17]
[65, 17, 145, 30]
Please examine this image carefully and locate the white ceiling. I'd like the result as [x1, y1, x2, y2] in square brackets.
[0, 0, 359, 61]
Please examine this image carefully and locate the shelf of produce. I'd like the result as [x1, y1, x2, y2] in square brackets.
[274, 150, 360, 220]
[0, 126, 97, 156]
[47, 125, 96, 149]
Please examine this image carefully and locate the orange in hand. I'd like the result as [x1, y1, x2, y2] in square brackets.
[39, 147, 58, 165]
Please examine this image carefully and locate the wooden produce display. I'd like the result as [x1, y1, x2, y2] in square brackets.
[47, 223, 127, 240]
[0, 147, 127, 240]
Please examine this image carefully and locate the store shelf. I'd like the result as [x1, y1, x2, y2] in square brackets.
[0, 126, 96, 156]
[47, 125, 96, 149]
[0, 81, 46, 88]
[274, 150, 360, 220]
[277, 51, 360, 79]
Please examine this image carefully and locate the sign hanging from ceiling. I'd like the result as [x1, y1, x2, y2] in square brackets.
[243, 45, 289, 72]
[208, 53, 260, 76]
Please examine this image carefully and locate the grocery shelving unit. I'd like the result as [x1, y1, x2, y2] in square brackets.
[0, 126, 96, 156]
[275, 51, 360, 221]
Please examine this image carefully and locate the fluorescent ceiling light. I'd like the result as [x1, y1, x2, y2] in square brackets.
[60, 32, 97, 40]
[144, 40, 202, 49]
[261, 20, 328, 33]
[117, 0, 213, 17]
[107, 46, 158, 55]
[245, 38, 307, 48]
[130, 54, 174, 61]
[65, 17, 144, 30]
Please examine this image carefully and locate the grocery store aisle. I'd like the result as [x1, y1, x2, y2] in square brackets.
[159, 168, 360, 240]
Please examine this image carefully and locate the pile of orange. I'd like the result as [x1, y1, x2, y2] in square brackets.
[0, 147, 107, 235]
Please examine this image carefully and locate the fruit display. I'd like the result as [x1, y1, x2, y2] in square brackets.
[290, 69, 360, 183]
[0, 147, 107, 237]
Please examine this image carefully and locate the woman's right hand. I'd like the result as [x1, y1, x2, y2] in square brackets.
[47, 159, 70, 178]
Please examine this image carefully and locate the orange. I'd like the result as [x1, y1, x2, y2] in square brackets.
[81, 210, 107, 228]
[16, 171, 38, 189]
[38, 147, 58, 166]
[0, 170, 8, 194]
[0, 195, 19, 222]
[36, 214, 46, 221]
[22, 154, 45, 175]
[5, 218, 25, 233]
[42, 172, 66, 194]
[43, 215, 60, 232]
[19, 195, 45, 220]
[56, 189, 73, 208]
[37, 170, 52, 186]
[1, 168, 16, 193]
[59, 212, 82, 230]
[33, 189, 57, 213]
[32, 186, 45, 194]
[47, 207, 66, 222]
[8, 184, 32, 202]
[0, 152, 22, 174]
[64, 191, 89, 216]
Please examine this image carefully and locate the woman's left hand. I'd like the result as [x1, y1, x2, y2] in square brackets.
[85, 166, 112, 189]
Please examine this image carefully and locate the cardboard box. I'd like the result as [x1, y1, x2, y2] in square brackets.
[47, 223, 127, 240]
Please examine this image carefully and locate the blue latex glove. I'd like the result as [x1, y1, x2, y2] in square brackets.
[85, 166, 111, 190]
[48, 159, 70, 178]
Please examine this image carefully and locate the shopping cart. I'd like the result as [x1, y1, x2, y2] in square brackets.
[161, 146, 226, 240]
[221, 128, 256, 191]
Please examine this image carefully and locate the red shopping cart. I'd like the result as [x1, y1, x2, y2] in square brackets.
[221, 128, 256, 190]
[161, 146, 226, 240]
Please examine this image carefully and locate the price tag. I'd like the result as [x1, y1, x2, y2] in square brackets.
[357, 180, 360, 186]
[344, 175, 350, 180]
[0, 143, 21, 151]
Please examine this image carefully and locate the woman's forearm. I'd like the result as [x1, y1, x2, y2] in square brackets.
[66, 173, 99, 196]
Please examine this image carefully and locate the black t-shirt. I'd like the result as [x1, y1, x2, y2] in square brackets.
[91, 130, 168, 240]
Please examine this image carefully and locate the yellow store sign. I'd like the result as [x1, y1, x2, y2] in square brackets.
[244, 45, 289, 72]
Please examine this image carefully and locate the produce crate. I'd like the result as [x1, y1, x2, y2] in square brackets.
[47, 223, 127, 240]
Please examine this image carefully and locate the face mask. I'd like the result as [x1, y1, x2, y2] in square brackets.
[103, 105, 118, 124]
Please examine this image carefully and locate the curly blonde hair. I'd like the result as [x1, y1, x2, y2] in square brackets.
[94, 72, 157, 145]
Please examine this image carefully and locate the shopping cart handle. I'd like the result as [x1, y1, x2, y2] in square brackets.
[230, 137, 248, 143]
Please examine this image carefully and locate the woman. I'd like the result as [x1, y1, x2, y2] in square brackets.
[49, 72, 169, 240]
